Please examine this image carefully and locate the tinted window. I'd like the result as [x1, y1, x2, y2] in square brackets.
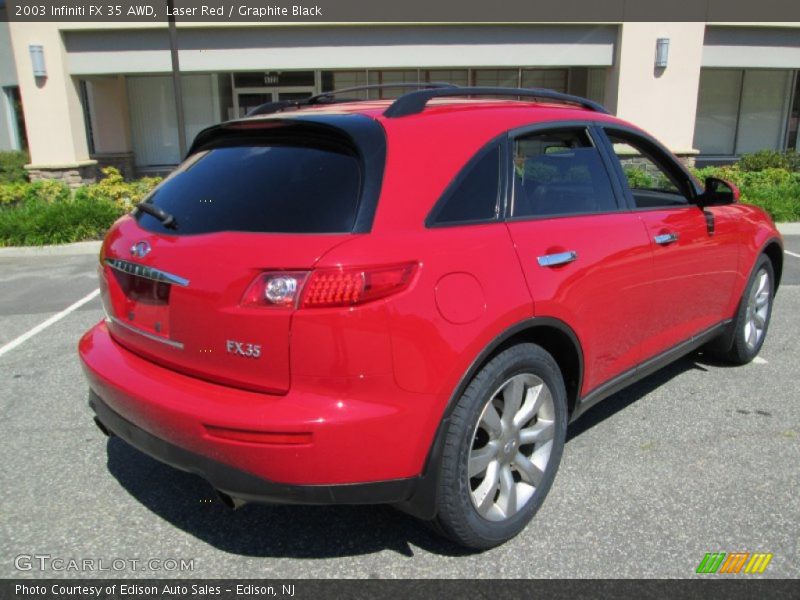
[605, 131, 690, 208]
[432, 145, 500, 225]
[512, 129, 617, 218]
[136, 141, 363, 234]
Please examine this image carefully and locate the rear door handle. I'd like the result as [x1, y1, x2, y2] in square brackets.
[654, 232, 679, 246]
[537, 251, 577, 267]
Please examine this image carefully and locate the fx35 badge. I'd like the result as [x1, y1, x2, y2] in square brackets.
[226, 340, 261, 358]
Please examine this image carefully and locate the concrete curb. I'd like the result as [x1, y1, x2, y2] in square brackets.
[0, 240, 101, 258]
[0, 222, 797, 257]
[777, 223, 800, 236]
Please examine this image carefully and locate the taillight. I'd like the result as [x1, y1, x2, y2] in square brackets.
[241, 271, 309, 308]
[301, 263, 417, 308]
[241, 263, 417, 309]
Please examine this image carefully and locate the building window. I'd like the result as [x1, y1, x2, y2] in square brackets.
[787, 72, 800, 151]
[473, 69, 519, 88]
[1, 86, 26, 151]
[521, 69, 568, 93]
[694, 68, 795, 156]
[424, 69, 469, 87]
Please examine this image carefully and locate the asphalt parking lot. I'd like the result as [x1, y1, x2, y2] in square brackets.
[1, 237, 798, 579]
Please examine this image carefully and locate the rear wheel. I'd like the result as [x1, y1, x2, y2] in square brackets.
[720, 255, 774, 365]
[433, 343, 567, 549]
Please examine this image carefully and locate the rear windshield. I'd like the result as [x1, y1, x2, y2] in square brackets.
[136, 139, 363, 234]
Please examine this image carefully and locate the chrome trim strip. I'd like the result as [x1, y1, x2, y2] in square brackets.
[104, 258, 190, 287]
[537, 251, 578, 268]
[107, 316, 185, 350]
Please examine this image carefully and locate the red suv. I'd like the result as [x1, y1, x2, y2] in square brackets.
[80, 85, 783, 549]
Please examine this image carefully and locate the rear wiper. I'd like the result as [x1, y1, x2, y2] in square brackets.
[136, 202, 177, 229]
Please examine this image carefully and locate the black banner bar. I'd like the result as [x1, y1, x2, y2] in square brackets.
[4, 0, 800, 23]
[2, 579, 799, 600]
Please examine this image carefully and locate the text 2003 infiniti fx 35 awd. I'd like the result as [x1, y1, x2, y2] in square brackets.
[80, 85, 783, 549]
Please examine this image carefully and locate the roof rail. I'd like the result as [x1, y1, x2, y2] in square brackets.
[247, 82, 458, 117]
[382, 86, 611, 118]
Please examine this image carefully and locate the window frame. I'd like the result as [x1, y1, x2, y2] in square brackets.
[595, 125, 703, 212]
[503, 121, 628, 223]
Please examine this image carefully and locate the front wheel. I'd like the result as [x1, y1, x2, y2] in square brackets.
[433, 343, 568, 549]
[723, 255, 775, 365]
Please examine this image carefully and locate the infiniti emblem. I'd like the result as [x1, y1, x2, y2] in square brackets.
[130, 240, 151, 258]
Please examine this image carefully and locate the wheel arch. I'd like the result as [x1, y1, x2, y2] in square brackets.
[394, 316, 583, 519]
[762, 238, 783, 292]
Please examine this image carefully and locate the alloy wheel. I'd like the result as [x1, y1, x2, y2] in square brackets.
[743, 268, 770, 352]
[468, 373, 555, 521]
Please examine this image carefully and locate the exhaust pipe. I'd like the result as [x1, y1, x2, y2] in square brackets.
[216, 490, 247, 510]
[93, 417, 114, 438]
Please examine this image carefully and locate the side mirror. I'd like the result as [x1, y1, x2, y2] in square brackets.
[698, 177, 739, 207]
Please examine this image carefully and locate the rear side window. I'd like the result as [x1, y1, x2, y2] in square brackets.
[136, 139, 363, 234]
[512, 129, 617, 218]
[430, 144, 501, 225]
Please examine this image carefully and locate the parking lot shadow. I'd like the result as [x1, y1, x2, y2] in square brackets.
[106, 351, 708, 559]
[566, 351, 710, 441]
[105, 437, 472, 559]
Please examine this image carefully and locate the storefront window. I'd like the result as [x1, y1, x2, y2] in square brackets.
[694, 68, 795, 156]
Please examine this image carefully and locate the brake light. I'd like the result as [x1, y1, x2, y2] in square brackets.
[240, 263, 417, 309]
[301, 263, 417, 308]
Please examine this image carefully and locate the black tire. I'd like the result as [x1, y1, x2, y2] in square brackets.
[718, 255, 775, 365]
[433, 343, 568, 549]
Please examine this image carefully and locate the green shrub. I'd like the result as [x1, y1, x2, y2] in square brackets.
[624, 166, 653, 189]
[737, 149, 800, 173]
[24, 179, 71, 204]
[0, 182, 28, 206]
[0, 193, 123, 247]
[0, 150, 29, 184]
[693, 165, 800, 222]
[75, 166, 162, 211]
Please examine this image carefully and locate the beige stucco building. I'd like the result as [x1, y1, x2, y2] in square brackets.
[2, 21, 800, 182]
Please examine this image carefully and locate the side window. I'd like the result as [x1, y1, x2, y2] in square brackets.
[605, 131, 690, 208]
[511, 128, 618, 218]
[431, 144, 500, 225]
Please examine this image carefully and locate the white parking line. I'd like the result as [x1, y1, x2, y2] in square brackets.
[785, 250, 800, 259]
[0, 289, 100, 358]
[752, 356, 768, 365]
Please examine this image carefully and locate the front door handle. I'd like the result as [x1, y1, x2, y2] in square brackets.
[537, 251, 577, 268]
[654, 232, 679, 246]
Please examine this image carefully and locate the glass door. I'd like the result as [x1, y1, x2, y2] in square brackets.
[234, 88, 315, 118]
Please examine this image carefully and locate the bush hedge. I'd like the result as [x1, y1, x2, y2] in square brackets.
[0, 167, 161, 247]
[0, 150, 29, 184]
[691, 164, 800, 222]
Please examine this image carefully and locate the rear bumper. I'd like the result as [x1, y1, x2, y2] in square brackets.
[90, 391, 417, 505]
[79, 321, 441, 497]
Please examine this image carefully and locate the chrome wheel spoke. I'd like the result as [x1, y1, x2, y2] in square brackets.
[755, 290, 769, 309]
[480, 403, 503, 437]
[519, 419, 555, 445]
[747, 321, 758, 348]
[755, 272, 768, 296]
[473, 460, 501, 517]
[469, 442, 498, 478]
[497, 465, 517, 517]
[501, 377, 524, 427]
[513, 452, 544, 487]
[513, 384, 544, 428]
[753, 312, 765, 330]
